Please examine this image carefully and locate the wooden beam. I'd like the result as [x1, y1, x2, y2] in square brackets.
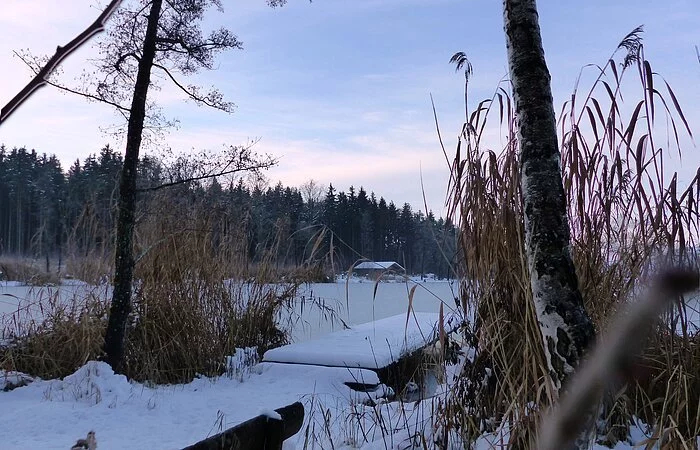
[181, 402, 304, 450]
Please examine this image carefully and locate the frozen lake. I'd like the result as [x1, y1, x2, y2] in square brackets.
[3, 279, 695, 341]
[0, 280, 460, 343]
[285, 280, 459, 342]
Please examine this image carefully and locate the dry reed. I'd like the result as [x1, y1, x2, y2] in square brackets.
[441, 28, 699, 448]
[1, 188, 302, 384]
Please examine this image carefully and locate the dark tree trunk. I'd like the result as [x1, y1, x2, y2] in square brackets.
[103, 0, 164, 372]
[503, 0, 595, 390]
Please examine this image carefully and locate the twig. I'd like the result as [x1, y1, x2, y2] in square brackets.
[152, 62, 235, 112]
[0, 0, 123, 125]
[12, 51, 131, 113]
[538, 269, 700, 450]
[137, 161, 275, 192]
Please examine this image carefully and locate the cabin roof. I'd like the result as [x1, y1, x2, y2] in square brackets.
[353, 261, 405, 271]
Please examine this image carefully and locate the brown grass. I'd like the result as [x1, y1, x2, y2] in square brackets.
[1, 286, 109, 379]
[441, 27, 700, 448]
[0, 257, 61, 285]
[1, 190, 302, 384]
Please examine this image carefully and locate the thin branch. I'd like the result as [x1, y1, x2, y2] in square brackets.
[114, 52, 140, 72]
[0, 0, 124, 125]
[152, 62, 233, 111]
[13, 51, 131, 113]
[155, 36, 226, 53]
[137, 161, 276, 192]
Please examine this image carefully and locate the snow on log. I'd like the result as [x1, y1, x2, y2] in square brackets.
[262, 312, 460, 370]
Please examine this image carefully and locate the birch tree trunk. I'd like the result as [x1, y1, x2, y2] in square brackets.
[103, 0, 163, 372]
[503, 0, 595, 391]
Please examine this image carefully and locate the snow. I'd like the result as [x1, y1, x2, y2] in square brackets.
[0, 281, 112, 324]
[0, 280, 696, 449]
[0, 355, 665, 450]
[285, 281, 460, 342]
[259, 408, 282, 420]
[0, 360, 388, 449]
[0, 281, 458, 449]
[678, 293, 700, 335]
[0, 280, 460, 343]
[265, 312, 450, 369]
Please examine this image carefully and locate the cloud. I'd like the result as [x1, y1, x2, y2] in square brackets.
[2, 0, 697, 218]
[159, 115, 453, 213]
[0, 0, 78, 28]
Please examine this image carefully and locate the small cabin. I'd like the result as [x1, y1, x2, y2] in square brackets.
[353, 261, 405, 280]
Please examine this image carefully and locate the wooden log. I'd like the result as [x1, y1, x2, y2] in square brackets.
[181, 402, 304, 450]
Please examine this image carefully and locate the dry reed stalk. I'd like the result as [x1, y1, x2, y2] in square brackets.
[442, 27, 699, 448]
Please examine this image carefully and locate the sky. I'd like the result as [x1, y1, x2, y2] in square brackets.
[0, 0, 698, 216]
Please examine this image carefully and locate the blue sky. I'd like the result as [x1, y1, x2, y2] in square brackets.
[1, 0, 698, 215]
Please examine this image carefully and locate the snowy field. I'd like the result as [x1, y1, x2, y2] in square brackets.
[4, 278, 693, 343]
[0, 279, 696, 449]
[0, 278, 460, 344]
[0, 279, 463, 449]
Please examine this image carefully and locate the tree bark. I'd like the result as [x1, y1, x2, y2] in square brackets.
[104, 0, 164, 372]
[503, 0, 595, 390]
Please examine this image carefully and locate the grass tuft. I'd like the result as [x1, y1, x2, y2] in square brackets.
[1, 190, 300, 384]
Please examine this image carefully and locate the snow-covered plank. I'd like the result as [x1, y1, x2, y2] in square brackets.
[263, 312, 457, 369]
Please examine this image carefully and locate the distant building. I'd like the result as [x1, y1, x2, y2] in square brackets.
[352, 261, 405, 280]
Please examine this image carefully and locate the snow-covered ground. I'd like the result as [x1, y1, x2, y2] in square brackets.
[265, 312, 458, 368]
[0, 360, 390, 449]
[0, 280, 112, 331]
[0, 279, 461, 449]
[0, 279, 695, 449]
[0, 356, 662, 450]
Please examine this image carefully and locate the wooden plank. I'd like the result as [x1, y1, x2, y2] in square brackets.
[181, 402, 304, 450]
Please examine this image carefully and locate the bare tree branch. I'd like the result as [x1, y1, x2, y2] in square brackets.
[0, 0, 123, 125]
[137, 160, 276, 192]
[13, 50, 131, 113]
[152, 62, 234, 112]
[155, 35, 232, 54]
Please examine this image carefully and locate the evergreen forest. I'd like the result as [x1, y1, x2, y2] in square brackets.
[0, 144, 456, 279]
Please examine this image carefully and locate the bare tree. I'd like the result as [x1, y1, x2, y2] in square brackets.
[299, 179, 324, 204]
[503, 0, 595, 394]
[12, 0, 287, 372]
[299, 179, 325, 223]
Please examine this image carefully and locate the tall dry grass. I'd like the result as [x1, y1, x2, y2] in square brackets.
[440, 28, 700, 448]
[0, 256, 61, 285]
[1, 286, 109, 380]
[1, 189, 302, 384]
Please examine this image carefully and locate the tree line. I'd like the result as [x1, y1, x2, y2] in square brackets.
[0, 144, 456, 278]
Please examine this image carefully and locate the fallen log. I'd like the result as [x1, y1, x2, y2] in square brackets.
[181, 402, 304, 450]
